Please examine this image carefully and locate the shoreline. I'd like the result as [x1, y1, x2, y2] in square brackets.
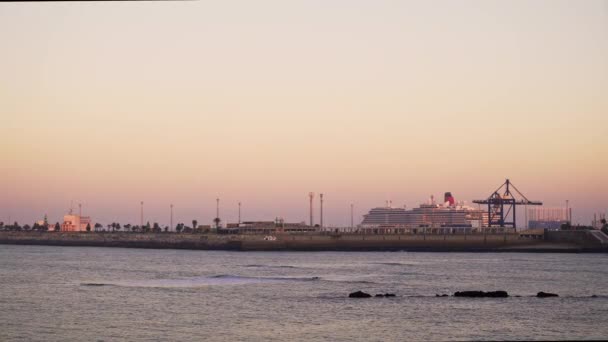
[1, 231, 606, 253]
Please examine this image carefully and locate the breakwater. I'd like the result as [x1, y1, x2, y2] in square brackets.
[1, 231, 606, 252]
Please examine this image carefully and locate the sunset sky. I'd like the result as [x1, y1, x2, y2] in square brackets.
[1, 0, 607, 227]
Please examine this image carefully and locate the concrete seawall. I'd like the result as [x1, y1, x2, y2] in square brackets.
[545, 230, 607, 247]
[1, 231, 605, 252]
[0, 232, 242, 250]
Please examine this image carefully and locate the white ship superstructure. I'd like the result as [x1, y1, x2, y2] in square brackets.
[360, 192, 488, 230]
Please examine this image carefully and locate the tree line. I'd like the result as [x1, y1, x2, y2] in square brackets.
[0, 221, 61, 232]
[0, 219, 214, 233]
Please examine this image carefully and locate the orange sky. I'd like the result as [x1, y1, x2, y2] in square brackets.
[1, 1, 607, 226]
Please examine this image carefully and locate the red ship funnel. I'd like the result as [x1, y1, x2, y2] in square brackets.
[444, 192, 455, 206]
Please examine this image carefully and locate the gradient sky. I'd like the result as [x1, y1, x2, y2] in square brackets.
[1, 0, 607, 227]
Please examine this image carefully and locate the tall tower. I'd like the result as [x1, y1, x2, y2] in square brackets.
[308, 192, 315, 227]
[140, 201, 144, 227]
[78, 203, 82, 218]
[170, 204, 173, 231]
[238, 202, 241, 224]
[319, 193, 324, 228]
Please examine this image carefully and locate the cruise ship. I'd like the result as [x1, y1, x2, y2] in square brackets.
[360, 192, 488, 230]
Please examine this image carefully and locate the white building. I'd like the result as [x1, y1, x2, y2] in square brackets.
[61, 215, 92, 232]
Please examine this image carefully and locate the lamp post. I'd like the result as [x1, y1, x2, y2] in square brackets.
[140, 201, 144, 227]
[350, 203, 354, 232]
[309, 192, 314, 227]
[216, 198, 220, 229]
[320, 193, 324, 229]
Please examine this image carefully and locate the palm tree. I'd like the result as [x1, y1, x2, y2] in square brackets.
[54, 222, 60, 231]
[192, 220, 198, 230]
[213, 217, 221, 229]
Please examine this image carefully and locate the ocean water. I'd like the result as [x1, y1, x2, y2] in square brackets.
[0, 245, 607, 341]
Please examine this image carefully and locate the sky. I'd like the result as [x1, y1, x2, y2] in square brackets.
[1, 0, 607, 227]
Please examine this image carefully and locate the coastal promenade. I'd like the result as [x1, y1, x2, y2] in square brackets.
[1, 230, 606, 252]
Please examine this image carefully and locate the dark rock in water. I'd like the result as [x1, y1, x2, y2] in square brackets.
[375, 293, 396, 297]
[591, 295, 598, 298]
[436, 294, 449, 297]
[537, 292, 559, 298]
[349, 291, 372, 298]
[454, 291, 509, 298]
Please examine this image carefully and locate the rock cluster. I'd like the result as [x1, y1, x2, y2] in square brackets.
[351, 290, 567, 298]
[349, 291, 372, 298]
[348, 291, 396, 298]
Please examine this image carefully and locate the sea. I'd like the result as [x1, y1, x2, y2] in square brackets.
[1, 245, 607, 341]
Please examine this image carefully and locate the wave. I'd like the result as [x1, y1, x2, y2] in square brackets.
[319, 275, 378, 284]
[80, 274, 320, 288]
[370, 262, 417, 267]
[210, 274, 320, 281]
[242, 264, 298, 269]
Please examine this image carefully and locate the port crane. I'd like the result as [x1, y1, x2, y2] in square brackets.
[473, 179, 542, 229]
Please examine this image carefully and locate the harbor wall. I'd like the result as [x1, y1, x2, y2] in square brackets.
[0, 231, 604, 252]
[544, 230, 606, 248]
[0, 231, 241, 250]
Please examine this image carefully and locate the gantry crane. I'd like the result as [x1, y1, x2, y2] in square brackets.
[473, 179, 542, 229]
